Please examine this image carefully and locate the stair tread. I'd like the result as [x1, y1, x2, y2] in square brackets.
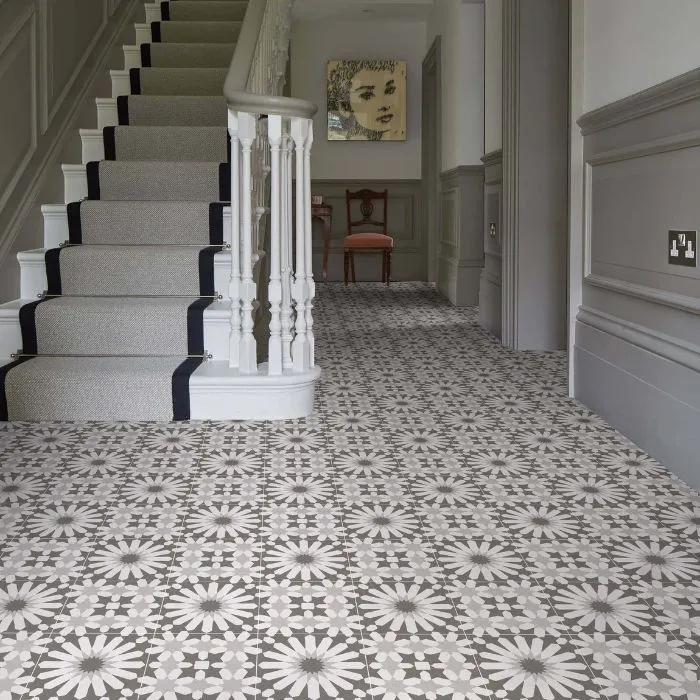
[3, 356, 195, 421]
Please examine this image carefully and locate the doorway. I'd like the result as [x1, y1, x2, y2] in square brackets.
[422, 37, 441, 285]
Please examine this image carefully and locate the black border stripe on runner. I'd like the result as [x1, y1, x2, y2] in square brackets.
[186, 298, 213, 355]
[219, 163, 230, 201]
[117, 96, 129, 125]
[172, 357, 202, 421]
[140, 44, 152, 67]
[19, 300, 46, 356]
[0, 358, 32, 421]
[103, 127, 117, 160]
[161, 2, 170, 20]
[151, 22, 161, 42]
[129, 68, 141, 95]
[198, 247, 217, 297]
[67, 202, 83, 244]
[209, 203, 225, 245]
[86, 163, 101, 200]
[45, 248, 63, 296]
[226, 133, 231, 162]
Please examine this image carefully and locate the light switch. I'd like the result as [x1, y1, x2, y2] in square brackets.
[668, 230, 697, 267]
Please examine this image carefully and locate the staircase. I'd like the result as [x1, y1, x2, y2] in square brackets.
[0, 0, 320, 422]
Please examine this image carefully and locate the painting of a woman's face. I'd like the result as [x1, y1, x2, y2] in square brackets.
[327, 60, 407, 141]
[348, 67, 404, 139]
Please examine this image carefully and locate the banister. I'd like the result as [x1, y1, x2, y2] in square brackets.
[224, 0, 266, 96]
[224, 0, 317, 118]
[226, 92, 317, 118]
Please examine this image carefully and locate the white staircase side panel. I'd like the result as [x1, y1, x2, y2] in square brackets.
[0, 299, 233, 362]
[18, 250, 48, 300]
[123, 45, 141, 70]
[144, 3, 162, 24]
[190, 363, 321, 420]
[42, 205, 69, 249]
[19, 248, 233, 301]
[0, 300, 29, 361]
[80, 130, 105, 164]
[110, 70, 131, 98]
[96, 98, 119, 129]
[62, 165, 88, 203]
[134, 24, 152, 45]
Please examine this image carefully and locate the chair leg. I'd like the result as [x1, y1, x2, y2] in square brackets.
[386, 250, 392, 286]
[381, 251, 386, 283]
[344, 251, 349, 286]
[350, 251, 356, 283]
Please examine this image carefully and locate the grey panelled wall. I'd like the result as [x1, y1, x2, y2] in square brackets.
[0, 0, 133, 302]
[501, 0, 568, 350]
[309, 180, 425, 282]
[575, 68, 700, 489]
[479, 149, 502, 338]
[438, 166, 484, 306]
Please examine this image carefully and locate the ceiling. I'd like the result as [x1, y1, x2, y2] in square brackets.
[292, 0, 437, 21]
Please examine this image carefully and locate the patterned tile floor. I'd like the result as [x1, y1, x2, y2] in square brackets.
[0, 282, 699, 699]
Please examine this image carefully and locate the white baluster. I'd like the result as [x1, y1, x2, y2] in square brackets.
[228, 110, 241, 369]
[238, 111, 258, 374]
[303, 121, 315, 367]
[281, 128, 294, 370]
[291, 117, 310, 372]
[267, 114, 283, 375]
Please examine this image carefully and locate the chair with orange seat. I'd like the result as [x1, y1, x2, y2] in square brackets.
[344, 189, 394, 286]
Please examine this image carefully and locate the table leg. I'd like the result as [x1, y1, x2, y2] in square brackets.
[322, 218, 330, 282]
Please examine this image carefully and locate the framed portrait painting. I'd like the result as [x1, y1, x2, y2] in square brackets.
[327, 59, 407, 141]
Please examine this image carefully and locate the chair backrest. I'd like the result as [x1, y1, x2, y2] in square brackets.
[346, 189, 388, 236]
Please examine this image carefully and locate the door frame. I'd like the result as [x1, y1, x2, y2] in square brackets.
[422, 36, 442, 284]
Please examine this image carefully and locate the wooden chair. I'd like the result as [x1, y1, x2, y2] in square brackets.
[344, 189, 394, 286]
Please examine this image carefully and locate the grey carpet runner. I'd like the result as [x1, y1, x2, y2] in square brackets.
[1, 0, 246, 421]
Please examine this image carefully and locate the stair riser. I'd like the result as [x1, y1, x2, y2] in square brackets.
[0, 305, 231, 362]
[19, 249, 232, 302]
[45, 201, 233, 247]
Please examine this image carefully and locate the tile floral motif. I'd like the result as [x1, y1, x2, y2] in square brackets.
[1, 282, 699, 697]
[474, 634, 598, 699]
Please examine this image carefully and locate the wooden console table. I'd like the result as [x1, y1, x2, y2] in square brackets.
[311, 203, 332, 282]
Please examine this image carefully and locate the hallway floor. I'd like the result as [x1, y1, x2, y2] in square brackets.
[0, 282, 699, 699]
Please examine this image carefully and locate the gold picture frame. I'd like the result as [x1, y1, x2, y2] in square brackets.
[327, 59, 407, 141]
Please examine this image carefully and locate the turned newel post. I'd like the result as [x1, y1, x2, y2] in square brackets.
[227, 109, 242, 369]
[291, 117, 311, 372]
[238, 111, 258, 373]
[281, 128, 294, 370]
[267, 114, 283, 375]
[304, 122, 315, 367]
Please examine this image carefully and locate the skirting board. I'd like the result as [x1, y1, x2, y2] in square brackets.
[575, 321, 700, 490]
[438, 255, 481, 307]
[479, 270, 502, 338]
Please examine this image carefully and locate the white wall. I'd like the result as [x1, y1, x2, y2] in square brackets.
[290, 19, 426, 180]
[427, 0, 484, 169]
[584, 0, 700, 111]
[484, 0, 502, 154]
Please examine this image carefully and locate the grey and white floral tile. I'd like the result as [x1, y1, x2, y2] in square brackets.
[1, 282, 699, 697]
[473, 634, 602, 699]
[571, 633, 700, 699]
[25, 632, 151, 699]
